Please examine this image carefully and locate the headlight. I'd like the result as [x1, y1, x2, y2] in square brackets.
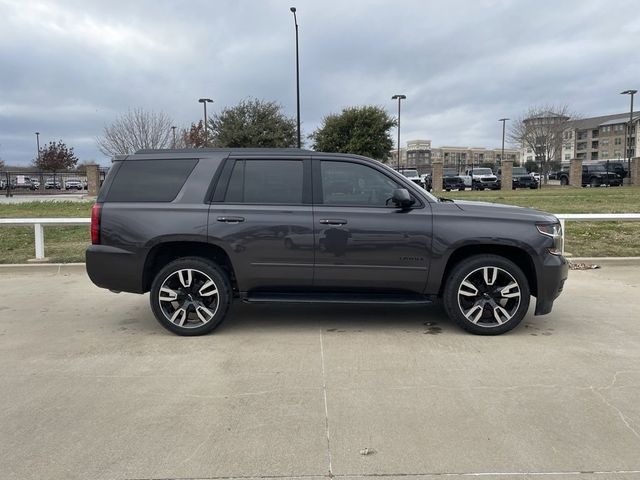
[537, 223, 563, 255]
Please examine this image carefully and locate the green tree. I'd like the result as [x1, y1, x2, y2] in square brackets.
[209, 98, 297, 148]
[310, 106, 396, 160]
[33, 141, 78, 172]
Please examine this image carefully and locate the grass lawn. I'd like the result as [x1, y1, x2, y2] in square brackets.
[442, 186, 640, 257]
[0, 201, 92, 264]
[0, 188, 639, 263]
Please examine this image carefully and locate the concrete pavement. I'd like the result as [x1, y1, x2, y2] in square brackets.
[0, 265, 639, 479]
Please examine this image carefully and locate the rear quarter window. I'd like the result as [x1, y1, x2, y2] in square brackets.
[106, 159, 198, 202]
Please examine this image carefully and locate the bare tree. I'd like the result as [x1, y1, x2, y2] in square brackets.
[509, 105, 577, 184]
[96, 108, 174, 156]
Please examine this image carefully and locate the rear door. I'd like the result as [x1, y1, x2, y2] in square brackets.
[312, 157, 432, 293]
[209, 156, 313, 292]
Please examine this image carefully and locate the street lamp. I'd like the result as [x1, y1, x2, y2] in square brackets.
[35, 132, 41, 161]
[290, 7, 301, 148]
[391, 94, 406, 170]
[498, 118, 509, 167]
[621, 89, 637, 185]
[171, 126, 177, 148]
[198, 98, 213, 147]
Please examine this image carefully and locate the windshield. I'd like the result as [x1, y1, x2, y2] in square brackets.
[400, 169, 419, 177]
[472, 168, 493, 175]
[512, 167, 528, 175]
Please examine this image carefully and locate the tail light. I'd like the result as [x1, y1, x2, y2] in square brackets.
[91, 203, 102, 245]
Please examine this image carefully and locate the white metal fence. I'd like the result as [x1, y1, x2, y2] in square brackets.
[1, 214, 640, 260]
[0, 218, 90, 260]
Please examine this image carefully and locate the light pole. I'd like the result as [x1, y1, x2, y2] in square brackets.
[171, 126, 177, 148]
[391, 94, 406, 170]
[290, 7, 301, 148]
[621, 89, 637, 185]
[498, 118, 509, 166]
[35, 132, 41, 161]
[198, 98, 213, 147]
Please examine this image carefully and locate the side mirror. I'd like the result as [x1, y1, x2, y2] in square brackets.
[392, 188, 415, 208]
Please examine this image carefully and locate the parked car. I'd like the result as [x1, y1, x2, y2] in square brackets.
[13, 175, 36, 190]
[465, 168, 500, 190]
[419, 173, 432, 191]
[442, 176, 466, 191]
[31, 179, 41, 189]
[65, 178, 84, 190]
[557, 165, 622, 187]
[497, 167, 538, 189]
[86, 148, 568, 337]
[45, 179, 62, 189]
[397, 168, 425, 189]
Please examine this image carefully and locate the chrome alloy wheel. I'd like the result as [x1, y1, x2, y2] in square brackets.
[157, 269, 220, 329]
[457, 266, 521, 328]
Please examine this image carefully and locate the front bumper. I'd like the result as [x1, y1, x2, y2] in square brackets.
[534, 253, 569, 315]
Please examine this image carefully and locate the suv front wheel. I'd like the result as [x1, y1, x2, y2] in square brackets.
[150, 257, 232, 336]
[443, 254, 530, 335]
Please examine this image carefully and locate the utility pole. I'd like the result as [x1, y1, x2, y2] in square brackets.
[171, 126, 177, 148]
[290, 7, 301, 148]
[621, 89, 637, 185]
[198, 98, 213, 147]
[391, 94, 406, 170]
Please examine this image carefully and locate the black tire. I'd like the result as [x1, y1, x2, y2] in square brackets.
[590, 177, 600, 188]
[150, 256, 232, 336]
[442, 254, 530, 335]
[560, 176, 568, 186]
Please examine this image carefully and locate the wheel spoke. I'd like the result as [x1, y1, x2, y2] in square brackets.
[464, 304, 484, 324]
[170, 307, 187, 326]
[198, 280, 218, 297]
[493, 306, 512, 325]
[500, 282, 520, 299]
[459, 280, 478, 297]
[178, 269, 192, 288]
[195, 305, 214, 324]
[159, 287, 178, 302]
[483, 267, 498, 286]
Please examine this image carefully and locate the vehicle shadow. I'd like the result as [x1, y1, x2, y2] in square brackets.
[215, 301, 456, 335]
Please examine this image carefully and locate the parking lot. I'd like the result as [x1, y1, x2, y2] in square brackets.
[1, 264, 639, 480]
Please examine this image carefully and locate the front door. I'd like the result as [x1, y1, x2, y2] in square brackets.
[312, 158, 432, 293]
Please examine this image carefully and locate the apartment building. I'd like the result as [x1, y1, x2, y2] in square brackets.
[390, 140, 520, 172]
[561, 112, 639, 163]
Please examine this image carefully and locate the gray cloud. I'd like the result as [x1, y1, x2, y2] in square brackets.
[1, 0, 638, 165]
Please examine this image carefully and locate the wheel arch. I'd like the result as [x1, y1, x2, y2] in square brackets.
[438, 244, 537, 297]
[142, 241, 237, 293]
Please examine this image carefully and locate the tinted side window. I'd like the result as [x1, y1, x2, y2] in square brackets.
[321, 161, 400, 207]
[224, 160, 303, 204]
[107, 159, 198, 202]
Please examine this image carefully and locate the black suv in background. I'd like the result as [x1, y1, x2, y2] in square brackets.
[558, 164, 622, 187]
[87, 149, 568, 336]
[497, 166, 538, 189]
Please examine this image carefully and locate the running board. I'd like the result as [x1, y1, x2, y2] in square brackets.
[242, 292, 434, 305]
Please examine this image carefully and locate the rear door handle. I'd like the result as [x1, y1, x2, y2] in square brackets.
[217, 216, 245, 223]
[319, 219, 347, 226]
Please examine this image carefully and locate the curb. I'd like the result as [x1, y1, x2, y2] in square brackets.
[0, 263, 86, 274]
[569, 257, 640, 267]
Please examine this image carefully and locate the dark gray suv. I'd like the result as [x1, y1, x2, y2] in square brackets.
[86, 149, 568, 336]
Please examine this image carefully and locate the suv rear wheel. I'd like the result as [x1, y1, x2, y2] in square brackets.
[443, 254, 530, 335]
[150, 257, 232, 336]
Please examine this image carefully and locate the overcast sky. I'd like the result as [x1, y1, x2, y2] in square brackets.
[1, 0, 639, 165]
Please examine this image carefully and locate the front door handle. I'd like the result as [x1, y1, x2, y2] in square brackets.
[319, 219, 347, 226]
[217, 216, 245, 223]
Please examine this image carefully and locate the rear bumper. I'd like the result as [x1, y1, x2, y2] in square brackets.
[85, 245, 145, 294]
[534, 254, 569, 315]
